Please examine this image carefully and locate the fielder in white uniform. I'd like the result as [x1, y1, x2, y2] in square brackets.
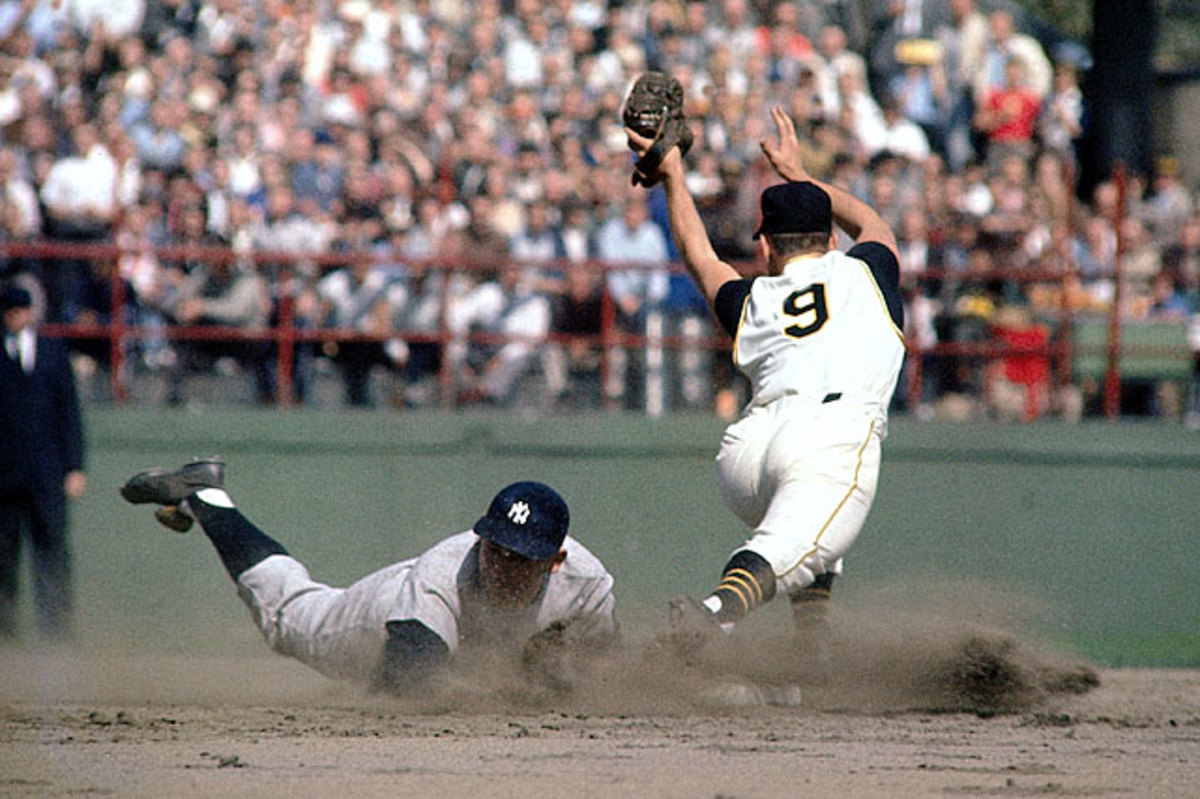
[627, 106, 904, 634]
[120, 462, 617, 693]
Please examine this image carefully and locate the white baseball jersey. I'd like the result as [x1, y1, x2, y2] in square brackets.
[711, 242, 904, 594]
[236, 531, 616, 682]
[723, 244, 905, 426]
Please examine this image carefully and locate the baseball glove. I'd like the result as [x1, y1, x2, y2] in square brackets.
[622, 71, 694, 187]
[521, 617, 617, 694]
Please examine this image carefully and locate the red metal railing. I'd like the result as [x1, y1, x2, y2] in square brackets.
[2, 236, 1191, 417]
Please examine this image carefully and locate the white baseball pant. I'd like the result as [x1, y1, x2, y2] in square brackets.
[715, 399, 884, 597]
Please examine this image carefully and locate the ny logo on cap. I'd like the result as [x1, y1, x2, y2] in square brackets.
[507, 501, 531, 525]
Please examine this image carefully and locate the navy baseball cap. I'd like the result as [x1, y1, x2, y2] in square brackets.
[753, 181, 833, 239]
[0, 284, 32, 311]
[474, 482, 569, 561]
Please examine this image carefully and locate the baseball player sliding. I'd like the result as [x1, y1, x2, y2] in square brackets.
[120, 460, 618, 693]
[624, 77, 905, 643]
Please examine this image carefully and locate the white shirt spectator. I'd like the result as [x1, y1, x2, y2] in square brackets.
[595, 208, 671, 315]
[975, 10, 1052, 101]
[348, 20, 390, 75]
[877, 110, 932, 162]
[68, 0, 144, 38]
[318, 265, 408, 332]
[504, 32, 543, 89]
[40, 143, 117, 223]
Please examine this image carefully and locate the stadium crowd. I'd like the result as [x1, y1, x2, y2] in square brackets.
[1, 0, 1198, 420]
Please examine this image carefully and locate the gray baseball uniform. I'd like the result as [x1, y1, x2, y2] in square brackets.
[120, 477, 624, 694]
[238, 531, 617, 683]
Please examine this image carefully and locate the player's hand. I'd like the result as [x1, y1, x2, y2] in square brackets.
[625, 126, 683, 177]
[760, 106, 809, 183]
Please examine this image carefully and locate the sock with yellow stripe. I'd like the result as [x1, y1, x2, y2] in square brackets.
[706, 550, 777, 624]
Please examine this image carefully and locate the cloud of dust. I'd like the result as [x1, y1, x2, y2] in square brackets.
[0, 578, 1098, 716]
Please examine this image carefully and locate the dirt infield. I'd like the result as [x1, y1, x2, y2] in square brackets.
[3, 598, 1198, 798]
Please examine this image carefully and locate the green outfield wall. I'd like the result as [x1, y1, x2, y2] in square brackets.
[33, 409, 1200, 667]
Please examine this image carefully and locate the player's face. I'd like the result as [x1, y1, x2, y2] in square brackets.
[477, 540, 562, 611]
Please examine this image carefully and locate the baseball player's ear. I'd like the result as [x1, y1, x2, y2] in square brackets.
[548, 550, 568, 573]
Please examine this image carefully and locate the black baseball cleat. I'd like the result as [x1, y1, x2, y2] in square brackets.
[120, 458, 225, 506]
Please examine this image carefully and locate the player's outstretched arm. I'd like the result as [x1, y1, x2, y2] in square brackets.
[760, 106, 899, 260]
[372, 619, 451, 694]
[626, 128, 740, 305]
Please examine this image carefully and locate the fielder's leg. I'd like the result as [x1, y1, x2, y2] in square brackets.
[790, 571, 836, 634]
[700, 549, 777, 625]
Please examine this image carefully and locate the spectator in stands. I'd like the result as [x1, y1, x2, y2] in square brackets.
[1146, 271, 1190, 320]
[897, 206, 934, 276]
[1069, 214, 1117, 310]
[988, 303, 1051, 422]
[37, 122, 117, 322]
[389, 253, 455, 409]
[130, 96, 187, 173]
[114, 203, 172, 370]
[814, 24, 868, 123]
[1141, 156, 1195, 248]
[835, 67, 886, 159]
[0, 0, 1126, 421]
[1038, 60, 1083, 170]
[887, 53, 948, 160]
[980, 154, 1036, 261]
[68, 248, 133, 379]
[973, 56, 1041, 168]
[509, 198, 566, 284]
[456, 193, 511, 261]
[544, 260, 604, 410]
[316, 254, 407, 408]
[1163, 215, 1200, 293]
[161, 255, 274, 407]
[877, 95, 932, 163]
[975, 8, 1052, 103]
[558, 200, 595, 265]
[456, 261, 551, 408]
[595, 194, 670, 411]
[936, 0, 989, 171]
[1118, 217, 1163, 315]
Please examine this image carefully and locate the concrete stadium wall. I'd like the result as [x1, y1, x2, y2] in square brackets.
[33, 409, 1200, 666]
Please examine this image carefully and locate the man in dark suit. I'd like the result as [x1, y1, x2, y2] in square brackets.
[0, 283, 87, 639]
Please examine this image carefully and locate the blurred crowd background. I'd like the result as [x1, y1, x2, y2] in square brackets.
[2, 0, 1199, 422]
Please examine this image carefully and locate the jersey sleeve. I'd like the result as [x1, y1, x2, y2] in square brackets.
[713, 278, 754, 337]
[848, 242, 904, 329]
[539, 539, 620, 639]
[570, 571, 618, 638]
[373, 619, 452, 694]
[385, 538, 471, 653]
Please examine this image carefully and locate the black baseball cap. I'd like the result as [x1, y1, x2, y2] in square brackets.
[0, 284, 33, 311]
[752, 181, 833, 239]
[474, 481, 569, 561]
